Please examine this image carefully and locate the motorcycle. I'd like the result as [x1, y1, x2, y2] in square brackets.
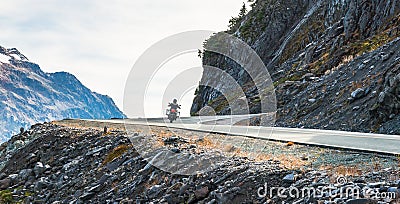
[166, 105, 180, 123]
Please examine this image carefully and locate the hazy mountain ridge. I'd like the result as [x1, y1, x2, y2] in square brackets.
[191, 0, 400, 134]
[0, 45, 125, 141]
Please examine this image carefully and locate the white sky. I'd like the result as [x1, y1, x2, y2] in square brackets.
[0, 0, 246, 117]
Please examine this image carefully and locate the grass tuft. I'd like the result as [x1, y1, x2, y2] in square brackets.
[0, 190, 13, 204]
[103, 144, 131, 165]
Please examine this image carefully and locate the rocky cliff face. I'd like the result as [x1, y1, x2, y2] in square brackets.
[191, 0, 400, 134]
[0, 45, 125, 141]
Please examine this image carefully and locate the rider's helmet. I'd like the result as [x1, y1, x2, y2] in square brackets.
[173, 98, 177, 103]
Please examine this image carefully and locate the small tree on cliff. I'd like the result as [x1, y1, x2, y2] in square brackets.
[228, 2, 248, 29]
[239, 2, 247, 17]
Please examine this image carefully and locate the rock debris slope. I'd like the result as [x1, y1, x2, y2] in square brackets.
[0, 123, 399, 203]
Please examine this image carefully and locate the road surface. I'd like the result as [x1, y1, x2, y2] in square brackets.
[84, 116, 400, 155]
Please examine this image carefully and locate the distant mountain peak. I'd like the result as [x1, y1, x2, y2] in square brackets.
[0, 45, 125, 141]
[0, 45, 29, 62]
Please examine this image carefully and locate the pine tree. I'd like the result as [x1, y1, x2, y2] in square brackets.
[239, 2, 247, 18]
[228, 2, 248, 29]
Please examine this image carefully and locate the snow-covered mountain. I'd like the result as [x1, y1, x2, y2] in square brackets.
[0, 45, 125, 141]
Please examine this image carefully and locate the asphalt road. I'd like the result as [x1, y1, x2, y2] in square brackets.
[86, 116, 400, 155]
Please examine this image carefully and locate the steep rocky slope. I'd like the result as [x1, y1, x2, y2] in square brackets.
[0, 45, 125, 141]
[0, 122, 398, 203]
[191, 0, 400, 134]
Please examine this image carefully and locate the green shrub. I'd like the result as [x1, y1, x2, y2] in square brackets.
[0, 190, 13, 204]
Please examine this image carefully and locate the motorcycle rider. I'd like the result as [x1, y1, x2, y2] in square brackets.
[167, 99, 181, 123]
[168, 99, 181, 111]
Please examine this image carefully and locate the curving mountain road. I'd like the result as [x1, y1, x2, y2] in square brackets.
[86, 116, 400, 155]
